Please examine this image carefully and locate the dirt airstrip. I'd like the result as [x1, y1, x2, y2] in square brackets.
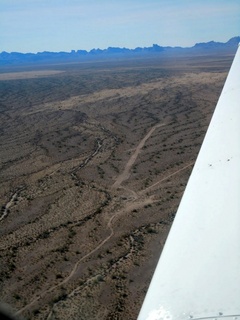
[0, 54, 233, 319]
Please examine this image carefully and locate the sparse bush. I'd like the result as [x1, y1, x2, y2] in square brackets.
[13, 293, 21, 300]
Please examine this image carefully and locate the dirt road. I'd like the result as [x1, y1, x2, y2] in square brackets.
[112, 123, 165, 189]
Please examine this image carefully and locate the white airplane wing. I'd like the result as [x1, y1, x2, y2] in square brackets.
[138, 44, 240, 320]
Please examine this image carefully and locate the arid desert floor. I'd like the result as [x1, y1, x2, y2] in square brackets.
[0, 53, 233, 319]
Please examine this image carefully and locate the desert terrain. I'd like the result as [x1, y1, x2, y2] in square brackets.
[0, 53, 233, 319]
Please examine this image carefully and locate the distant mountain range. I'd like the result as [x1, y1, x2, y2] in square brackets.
[1, 36, 239, 66]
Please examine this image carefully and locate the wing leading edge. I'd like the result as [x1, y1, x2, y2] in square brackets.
[138, 44, 240, 320]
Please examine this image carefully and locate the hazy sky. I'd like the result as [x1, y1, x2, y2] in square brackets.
[1, 0, 239, 53]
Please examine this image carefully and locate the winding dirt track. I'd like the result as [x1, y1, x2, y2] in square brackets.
[16, 122, 192, 317]
[17, 206, 120, 316]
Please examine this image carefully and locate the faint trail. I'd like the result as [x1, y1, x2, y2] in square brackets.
[46, 197, 157, 319]
[112, 123, 165, 189]
[16, 195, 155, 317]
[140, 162, 194, 195]
[15, 201, 132, 316]
[16, 162, 192, 317]
[16, 124, 192, 318]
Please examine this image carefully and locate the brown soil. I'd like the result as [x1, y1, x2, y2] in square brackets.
[0, 54, 233, 319]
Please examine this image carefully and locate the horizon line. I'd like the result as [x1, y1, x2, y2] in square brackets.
[1, 35, 239, 55]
